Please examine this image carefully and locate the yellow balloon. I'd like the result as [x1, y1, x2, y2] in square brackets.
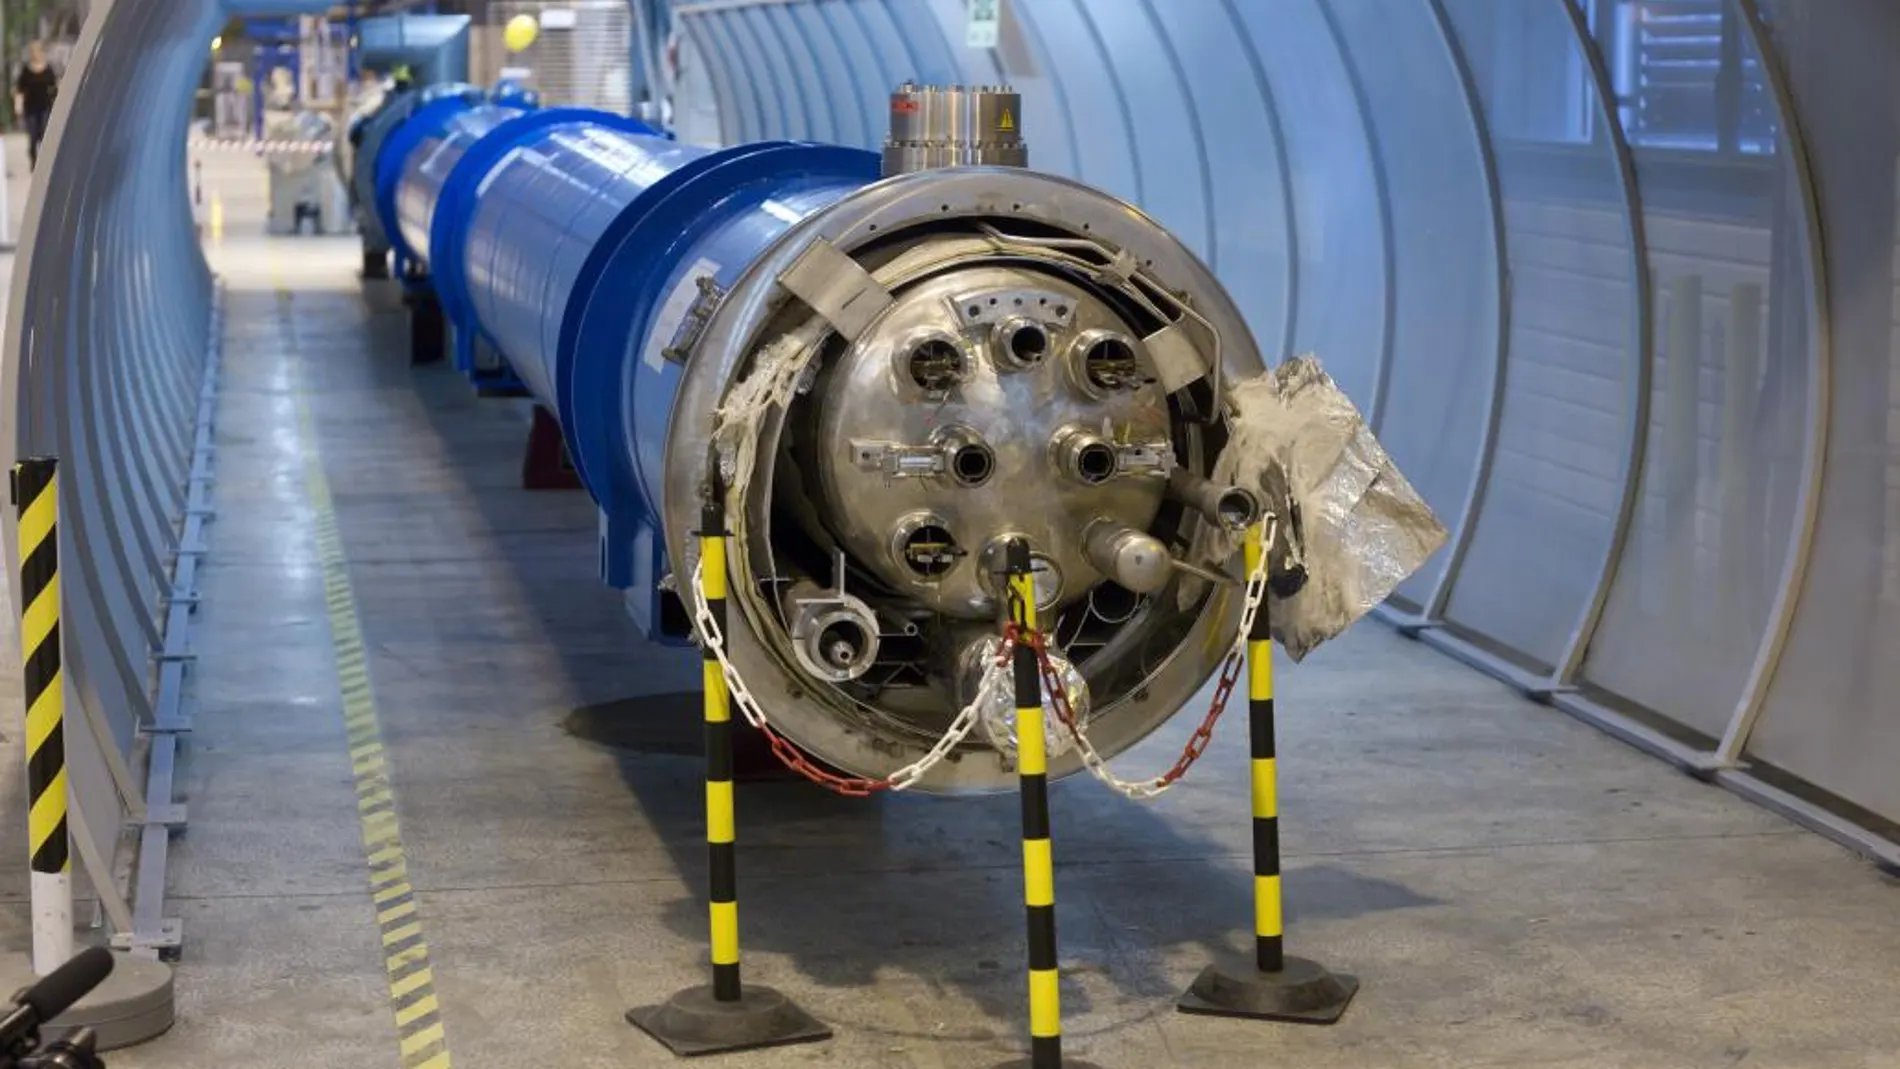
[503, 14, 539, 52]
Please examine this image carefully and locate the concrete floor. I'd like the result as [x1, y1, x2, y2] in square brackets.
[3, 155, 1899, 1068]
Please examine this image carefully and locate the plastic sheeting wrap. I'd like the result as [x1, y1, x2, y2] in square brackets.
[1202, 356, 1448, 660]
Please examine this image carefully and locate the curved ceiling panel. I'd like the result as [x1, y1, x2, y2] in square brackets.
[1006, 0, 1141, 204]
[678, 14, 749, 143]
[1743, 0, 1895, 823]
[1, 0, 336, 949]
[883, 0, 963, 84]
[1434, 0, 1641, 667]
[1232, 0, 1387, 404]
[807, 0, 892, 150]
[669, 21, 727, 144]
[1135, 0, 1291, 349]
[1320, 0, 1501, 607]
[729, 6, 808, 140]
[846, 0, 933, 88]
[1057, 0, 1208, 261]
[762, 3, 841, 144]
[916, 0, 1010, 106]
[1578, 0, 1816, 741]
[703, 11, 777, 142]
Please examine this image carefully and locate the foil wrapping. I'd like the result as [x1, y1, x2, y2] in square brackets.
[969, 636, 1085, 762]
[1197, 356, 1449, 661]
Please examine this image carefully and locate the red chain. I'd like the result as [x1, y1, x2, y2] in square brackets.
[748, 719, 894, 797]
[755, 618, 1242, 797]
[740, 637, 1021, 799]
[1008, 622, 1246, 792]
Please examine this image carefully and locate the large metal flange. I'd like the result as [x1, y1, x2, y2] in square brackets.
[662, 167, 1270, 793]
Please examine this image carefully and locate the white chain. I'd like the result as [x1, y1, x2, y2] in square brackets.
[691, 322, 1010, 790]
[688, 560, 1007, 791]
[689, 518, 1273, 797]
[1056, 515, 1277, 801]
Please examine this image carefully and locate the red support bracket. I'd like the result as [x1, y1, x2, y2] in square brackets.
[521, 404, 582, 491]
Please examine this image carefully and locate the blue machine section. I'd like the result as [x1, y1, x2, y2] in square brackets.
[491, 79, 540, 110]
[455, 114, 667, 403]
[371, 84, 487, 273]
[391, 103, 524, 269]
[372, 89, 882, 640]
[574, 143, 880, 566]
[427, 109, 632, 363]
[352, 80, 485, 260]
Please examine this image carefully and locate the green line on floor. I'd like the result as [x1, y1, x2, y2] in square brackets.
[284, 289, 455, 1069]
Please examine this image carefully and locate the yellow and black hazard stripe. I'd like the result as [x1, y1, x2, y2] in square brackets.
[1245, 522, 1284, 973]
[1007, 539, 1062, 1069]
[13, 457, 67, 879]
[310, 434, 451, 1068]
[290, 315, 453, 1069]
[700, 491, 742, 1002]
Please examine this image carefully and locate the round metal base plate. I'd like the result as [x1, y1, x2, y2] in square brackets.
[0, 950, 176, 1050]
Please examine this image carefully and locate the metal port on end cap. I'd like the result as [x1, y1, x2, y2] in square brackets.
[783, 581, 883, 684]
[1051, 426, 1120, 486]
[929, 425, 997, 489]
[1167, 469, 1263, 531]
[892, 512, 960, 579]
[1068, 329, 1146, 396]
[897, 331, 970, 393]
[992, 316, 1050, 370]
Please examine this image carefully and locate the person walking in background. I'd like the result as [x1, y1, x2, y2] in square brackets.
[14, 41, 57, 169]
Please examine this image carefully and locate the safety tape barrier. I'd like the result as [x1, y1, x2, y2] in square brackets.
[187, 136, 335, 154]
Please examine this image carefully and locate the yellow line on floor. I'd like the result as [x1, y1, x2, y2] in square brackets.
[278, 285, 456, 1069]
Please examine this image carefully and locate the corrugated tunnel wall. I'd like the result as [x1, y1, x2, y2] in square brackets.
[0, 0, 332, 950]
[4, 0, 1899, 897]
[666, 0, 1900, 860]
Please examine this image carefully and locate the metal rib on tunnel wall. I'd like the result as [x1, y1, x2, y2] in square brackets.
[1428, 0, 1645, 671]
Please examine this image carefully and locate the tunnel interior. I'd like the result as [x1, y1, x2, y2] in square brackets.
[5, 0, 1900, 1065]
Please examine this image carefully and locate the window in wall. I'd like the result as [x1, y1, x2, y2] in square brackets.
[1594, 0, 1778, 154]
[1494, 1, 1779, 155]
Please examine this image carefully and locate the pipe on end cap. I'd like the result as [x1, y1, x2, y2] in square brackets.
[1083, 521, 1172, 595]
[1167, 469, 1262, 531]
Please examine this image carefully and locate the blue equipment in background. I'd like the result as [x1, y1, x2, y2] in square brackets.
[355, 12, 471, 86]
[360, 85, 880, 641]
[490, 78, 539, 109]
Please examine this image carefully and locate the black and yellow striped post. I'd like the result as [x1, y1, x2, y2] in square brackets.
[1246, 520, 1286, 975]
[12, 456, 73, 976]
[1178, 519, 1357, 1025]
[996, 539, 1099, 1069]
[701, 498, 742, 1005]
[629, 476, 831, 1057]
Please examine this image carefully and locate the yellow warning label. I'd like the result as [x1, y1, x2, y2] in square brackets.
[999, 109, 1015, 132]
